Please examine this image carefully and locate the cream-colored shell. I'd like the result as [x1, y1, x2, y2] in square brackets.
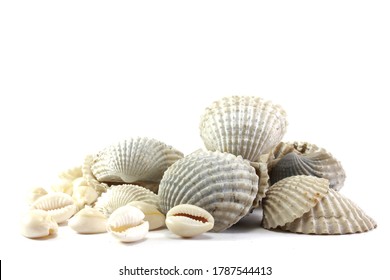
[269, 141, 346, 191]
[51, 178, 74, 196]
[21, 210, 58, 238]
[127, 201, 165, 230]
[82, 155, 109, 195]
[200, 96, 287, 161]
[158, 150, 258, 232]
[94, 184, 159, 217]
[72, 183, 99, 210]
[262, 175, 329, 229]
[107, 205, 149, 242]
[281, 189, 377, 234]
[31, 193, 77, 223]
[58, 166, 83, 181]
[27, 187, 48, 205]
[91, 137, 183, 186]
[165, 204, 214, 237]
[68, 207, 107, 234]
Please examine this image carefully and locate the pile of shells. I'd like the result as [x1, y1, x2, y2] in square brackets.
[20, 96, 377, 242]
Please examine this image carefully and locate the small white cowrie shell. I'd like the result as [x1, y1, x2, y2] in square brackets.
[21, 210, 58, 238]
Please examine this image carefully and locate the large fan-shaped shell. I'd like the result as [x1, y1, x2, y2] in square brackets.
[269, 142, 346, 190]
[91, 137, 183, 184]
[281, 189, 377, 234]
[200, 96, 287, 162]
[262, 175, 329, 229]
[94, 184, 159, 217]
[158, 150, 259, 232]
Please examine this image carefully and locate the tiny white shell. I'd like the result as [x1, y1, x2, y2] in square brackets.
[165, 204, 214, 238]
[51, 178, 74, 196]
[107, 205, 149, 242]
[31, 193, 77, 223]
[72, 184, 99, 210]
[21, 210, 58, 239]
[68, 207, 107, 234]
[128, 201, 165, 230]
[26, 187, 48, 205]
[58, 166, 83, 181]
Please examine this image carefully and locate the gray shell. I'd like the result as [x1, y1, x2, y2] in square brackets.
[158, 150, 259, 232]
[269, 142, 346, 191]
[200, 96, 287, 162]
[281, 189, 377, 234]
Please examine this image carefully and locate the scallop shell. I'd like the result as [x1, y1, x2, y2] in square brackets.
[262, 175, 329, 229]
[280, 189, 377, 234]
[166, 204, 214, 237]
[158, 150, 259, 232]
[128, 201, 165, 230]
[31, 193, 77, 223]
[107, 205, 149, 242]
[20, 209, 58, 239]
[90, 137, 183, 185]
[199, 96, 287, 161]
[269, 142, 346, 190]
[82, 155, 109, 195]
[94, 184, 159, 217]
[68, 207, 107, 234]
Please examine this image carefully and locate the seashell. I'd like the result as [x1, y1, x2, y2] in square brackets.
[158, 150, 259, 232]
[90, 137, 183, 186]
[31, 193, 77, 223]
[27, 187, 48, 205]
[269, 141, 346, 191]
[68, 207, 107, 234]
[262, 175, 329, 229]
[128, 201, 165, 230]
[82, 155, 109, 195]
[94, 184, 159, 217]
[51, 178, 74, 196]
[199, 96, 288, 161]
[107, 205, 149, 242]
[72, 185, 99, 210]
[280, 189, 377, 234]
[165, 204, 214, 237]
[58, 166, 83, 181]
[249, 160, 270, 208]
[21, 209, 58, 239]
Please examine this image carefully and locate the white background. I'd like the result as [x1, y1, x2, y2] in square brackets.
[1, 1, 389, 279]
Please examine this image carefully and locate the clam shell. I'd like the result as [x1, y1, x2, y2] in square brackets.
[90, 137, 183, 185]
[199, 96, 287, 161]
[269, 142, 346, 191]
[158, 150, 259, 232]
[281, 189, 377, 234]
[31, 193, 77, 223]
[94, 184, 159, 217]
[82, 155, 109, 195]
[107, 205, 149, 242]
[20, 209, 58, 239]
[166, 204, 214, 237]
[262, 175, 329, 229]
[68, 207, 107, 234]
[128, 201, 165, 230]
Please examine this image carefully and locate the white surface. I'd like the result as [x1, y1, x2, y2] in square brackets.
[0, 1, 389, 279]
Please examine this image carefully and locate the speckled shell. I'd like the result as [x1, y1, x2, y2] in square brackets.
[158, 150, 259, 232]
[107, 205, 149, 242]
[280, 189, 377, 234]
[269, 142, 346, 191]
[90, 137, 183, 186]
[94, 184, 159, 217]
[200, 96, 287, 161]
[31, 193, 77, 223]
[262, 175, 329, 229]
[166, 204, 214, 237]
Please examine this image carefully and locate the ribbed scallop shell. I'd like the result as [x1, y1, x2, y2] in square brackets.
[94, 184, 159, 217]
[158, 150, 259, 232]
[91, 137, 183, 184]
[199, 96, 287, 161]
[31, 193, 77, 223]
[262, 175, 329, 229]
[280, 189, 377, 234]
[269, 142, 346, 191]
